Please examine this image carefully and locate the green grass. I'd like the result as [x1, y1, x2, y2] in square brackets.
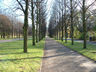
[0, 39, 45, 72]
[57, 40, 96, 61]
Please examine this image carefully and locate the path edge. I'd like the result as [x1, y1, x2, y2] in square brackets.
[55, 39, 96, 64]
[39, 38, 46, 72]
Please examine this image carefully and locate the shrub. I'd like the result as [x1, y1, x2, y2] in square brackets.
[78, 33, 89, 40]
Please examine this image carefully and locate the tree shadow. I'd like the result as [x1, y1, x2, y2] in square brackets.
[41, 38, 96, 72]
[0, 53, 66, 62]
[0, 56, 42, 62]
[0, 51, 42, 55]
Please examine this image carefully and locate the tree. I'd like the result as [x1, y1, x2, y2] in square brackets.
[61, 0, 64, 41]
[64, 0, 67, 43]
[70, 0, 74, 45]
[31, 0, 35, 45]
[80, 0, 96, 48]
[16, 0, 29, 53]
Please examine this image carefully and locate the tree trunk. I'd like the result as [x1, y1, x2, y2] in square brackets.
[59, 25, 61, 40]
[83, 0, 87, 49]
[58, 28, 59, 40]
[23, 0, 29, 53]
[59, 1, 61, 40]
[65, 22, 67, 43]
[70, 0, 74, 45]
[31, 0, 35, 45]
[36, 25, 38, 43]
[64, 0, 67, 43]
[3, 32, 5, 39]
[61, 8, 64, 41]
[39, 24, 41, 41]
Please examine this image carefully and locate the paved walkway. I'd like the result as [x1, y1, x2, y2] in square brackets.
[41, 37, 96, 72]
[0, 38, 23, 43]
[64, 39, 96, 45]
[75, 40, 96, 45]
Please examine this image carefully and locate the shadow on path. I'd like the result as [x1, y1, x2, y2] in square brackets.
[41, 37, 96, 72]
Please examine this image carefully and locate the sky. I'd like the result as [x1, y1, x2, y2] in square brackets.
[0, 0, 54, 27]
[0, 0, 24, 23]
[0, 0, 96, 27]
[46, 0, 54, 27]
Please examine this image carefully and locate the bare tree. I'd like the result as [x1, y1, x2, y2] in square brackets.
[16, 0, 29, 53]
[31, 0, 35, 45]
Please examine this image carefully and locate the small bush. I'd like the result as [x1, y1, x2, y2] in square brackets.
[77, 33, 89, 40]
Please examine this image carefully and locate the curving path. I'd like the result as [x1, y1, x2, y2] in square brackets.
[41, 37, 96, 72]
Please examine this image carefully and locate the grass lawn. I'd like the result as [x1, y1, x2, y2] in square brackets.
[57, 40, 96, 61]
[0, 39, 45, 72]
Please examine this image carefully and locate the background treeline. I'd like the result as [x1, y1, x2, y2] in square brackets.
[0, 14, 23, 39]
[0, 14, 32, 39]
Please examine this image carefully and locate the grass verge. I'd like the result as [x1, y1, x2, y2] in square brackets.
[0, 39, 45, 72]
[57, 40, 96, 61]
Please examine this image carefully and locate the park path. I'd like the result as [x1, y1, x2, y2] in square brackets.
[0, 38, 23, 43]
[64, 39, 96, 45]
[73, 39, 96, 45]
[41, 37, 96, 72]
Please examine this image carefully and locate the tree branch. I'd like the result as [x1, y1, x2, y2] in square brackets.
[16, 0, 25, 13]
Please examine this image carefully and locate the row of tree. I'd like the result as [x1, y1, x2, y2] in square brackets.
[0, 0, 46, 53]
[15, 0, 46, 53]
[48, 0, 96, 49]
